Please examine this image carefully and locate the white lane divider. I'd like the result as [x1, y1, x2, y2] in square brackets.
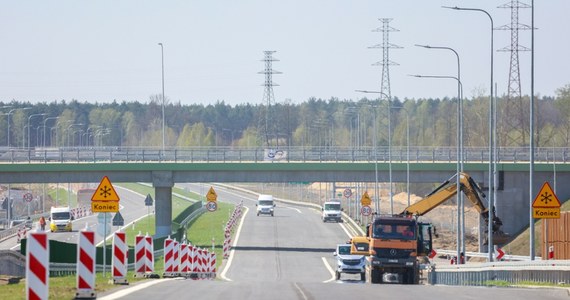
[219, 206, 250, 282]
[97, 278, 175, 300]
[321, 257, 336, 283]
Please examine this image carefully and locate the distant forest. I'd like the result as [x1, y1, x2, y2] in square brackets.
[1, 84, 569, 149]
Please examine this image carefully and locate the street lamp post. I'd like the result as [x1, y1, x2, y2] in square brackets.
[444, 4, 495, 262]
[66, 123, 83, 147]
[42, 117, 59, 148]
[391, 106, 410, 207]
[415, 43, 466, 258]
[7, 107, 32, 147]
[355, 90, 395, 214]
[410, 74, 463, 262]
[158, 43, 166, 152]
[28, 113, 48, 149]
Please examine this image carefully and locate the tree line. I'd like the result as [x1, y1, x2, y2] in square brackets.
[1, 84, 569, 150]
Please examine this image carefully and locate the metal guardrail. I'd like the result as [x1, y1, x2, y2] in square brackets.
[428, 260, 570, 286]
[436, 249, 540, 262]
[0, 146, 568, 163]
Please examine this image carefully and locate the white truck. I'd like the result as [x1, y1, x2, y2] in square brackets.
[49, 207, 73, 232]
[322, 200, 343, 222]
[256, 194, 275, 216]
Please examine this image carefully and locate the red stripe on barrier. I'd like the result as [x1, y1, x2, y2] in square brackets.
[78, 276, 90, 289]
[29, 254, 47, 285]
[28, 288, 41, 300]
[33, 233, 48, 250]
[79, 248, 94, 272]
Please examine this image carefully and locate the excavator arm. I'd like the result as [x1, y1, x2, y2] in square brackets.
[400, 172, 508, 243]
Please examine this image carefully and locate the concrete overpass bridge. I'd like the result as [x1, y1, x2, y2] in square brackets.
[1, 146, 569, 238]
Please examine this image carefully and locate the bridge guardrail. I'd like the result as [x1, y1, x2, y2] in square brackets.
[1, 146, 569, 163]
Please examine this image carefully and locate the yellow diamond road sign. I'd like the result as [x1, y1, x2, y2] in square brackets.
[206, 186, 217, 202]
[91, 176, 120, 201]
[360, 191, 372, 207]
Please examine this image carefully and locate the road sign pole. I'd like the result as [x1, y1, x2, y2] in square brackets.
[103, 213, 107, 277]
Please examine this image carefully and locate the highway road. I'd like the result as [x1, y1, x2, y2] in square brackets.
[98, 185, 569, 300]
[0, 186, 151, 251]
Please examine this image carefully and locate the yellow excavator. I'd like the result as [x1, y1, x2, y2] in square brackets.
[362, 172, 509, 284]
[401, 172, 509, 245]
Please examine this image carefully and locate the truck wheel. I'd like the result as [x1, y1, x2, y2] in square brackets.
[335, 271, 341, 280]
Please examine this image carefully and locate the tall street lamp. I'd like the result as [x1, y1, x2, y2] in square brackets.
[42, 117, 59, 148]
[28, 113, 48, 149]
[158, 42, 166, 152]
[355, 89, 394, 214]
[410, 73, 463, 262]
[415, 44, 466, 257]
[444, 5, 496, 262]
[7, 107, 32, 147]
[390, 106, 410, 207]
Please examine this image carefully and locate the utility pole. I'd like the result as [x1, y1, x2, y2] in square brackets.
[369, 18, 401, 213]
[497, 0, 531, 146]
[258, 51, 282, 148]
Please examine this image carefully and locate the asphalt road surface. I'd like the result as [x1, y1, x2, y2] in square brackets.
[98, 184, 569, 300]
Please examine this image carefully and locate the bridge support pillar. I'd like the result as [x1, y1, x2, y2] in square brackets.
[152, 171, 174, 238]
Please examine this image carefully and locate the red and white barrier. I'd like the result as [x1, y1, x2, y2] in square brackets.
[210, 252, 216, 279]
[76, 230, 96, 299]
[17, 227, 28, 243]
[223, 230, 231, 259]
[145, 234, 154, 273]
[163, 236, 176, 277]
[134, 234, 146, 275]
[112, 231, 128, 284]
[180, 243, 190, 274]
[173, 240, 180, 274]
[26, 231, 49, 300]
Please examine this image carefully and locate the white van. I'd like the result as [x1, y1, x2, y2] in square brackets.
[256, 194, 275, 217]
[322, 200, 343, 222]
[49, 207, 73, 232]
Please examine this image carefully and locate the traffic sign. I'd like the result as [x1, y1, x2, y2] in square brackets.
[112, 212, 124, 226]
[428, 249, 437, 259]
[23, 193, 33, 202]
[532, 182, 561, 219]
[360, 205, 372, 216]
[495, 247, 505, 260]
[144, 194, 154, 206]
[91, 176, 120, 201]
[206, 186, 217, 202]
[343, 188, 352, 198]
[206, 201, 218, 212]
[360, 191, 372, 206]
[92, 201, 119, 213]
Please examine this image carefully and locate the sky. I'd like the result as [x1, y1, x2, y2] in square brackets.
[0, 1, 568, 106]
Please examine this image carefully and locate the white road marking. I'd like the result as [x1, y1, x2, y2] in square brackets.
[321, 256, 336, 283]
[283, 206, 302, 213]
[293, 282, 309, 300]
[219, 206, 250, 282]
[97, 278, 175, 300]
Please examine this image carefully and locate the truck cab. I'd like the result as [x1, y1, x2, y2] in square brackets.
[322, 200, 343, 222]
[365, 215, 433, 284]
[49, 207, 73, 232]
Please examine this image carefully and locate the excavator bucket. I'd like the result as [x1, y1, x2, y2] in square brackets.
[492, 232, 511, 246]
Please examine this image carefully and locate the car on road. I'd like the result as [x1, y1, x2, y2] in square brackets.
[334, 243, 366, 281]
[322, 200, 343, 222]
[256, 194, 275, 216]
